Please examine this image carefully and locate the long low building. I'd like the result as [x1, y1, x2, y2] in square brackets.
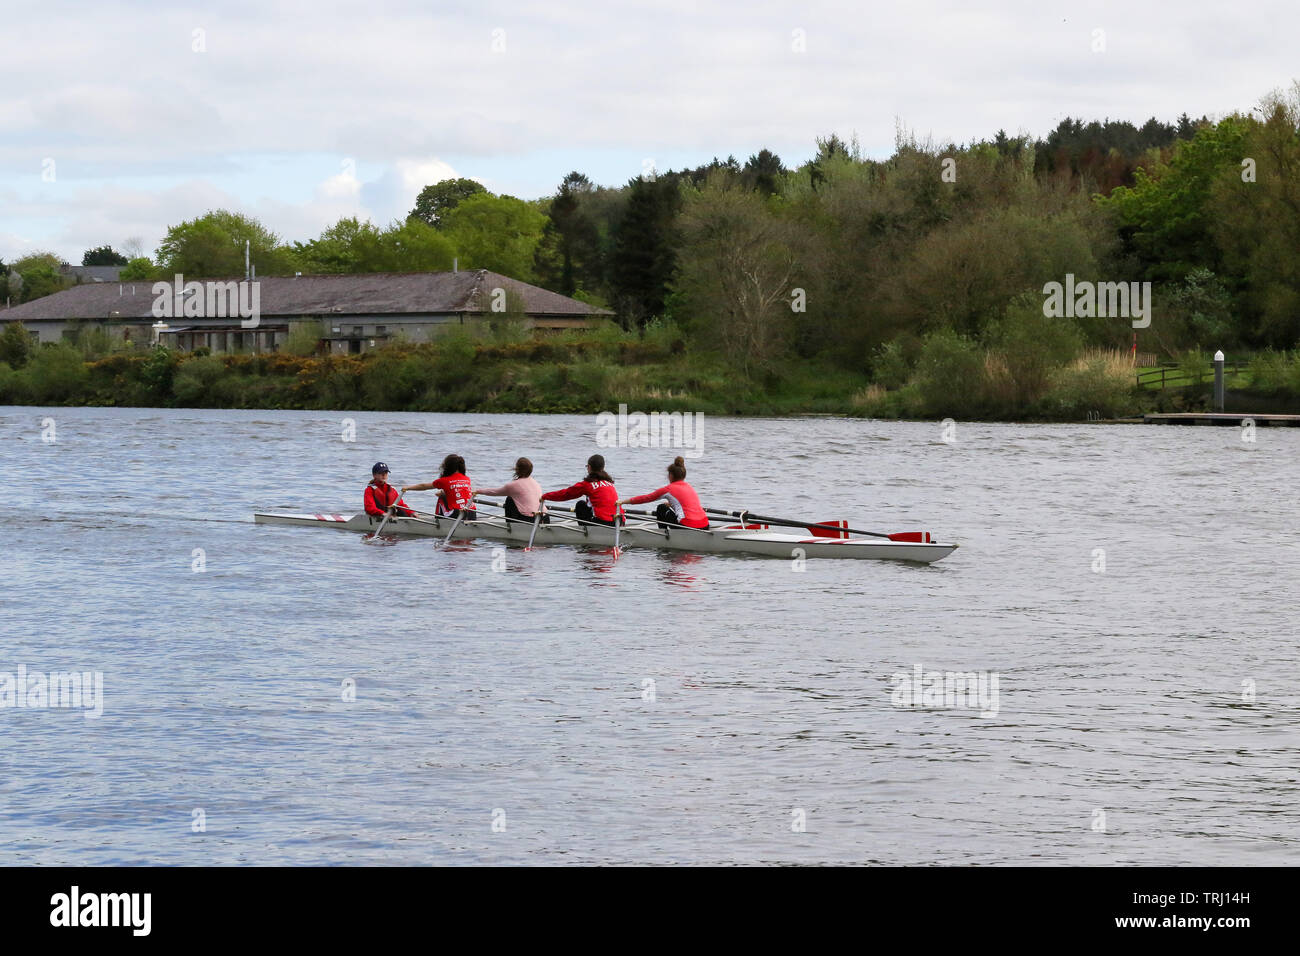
[0, 269, 613, 353]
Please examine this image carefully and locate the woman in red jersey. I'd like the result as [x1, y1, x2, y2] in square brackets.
[364, 462, 415, 518]
[541, 454, 621, 526]
[618, 456, 709, 529]
[403, 454, 476, 519]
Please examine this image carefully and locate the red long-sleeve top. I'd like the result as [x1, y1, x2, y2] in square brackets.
[541, 479, 620, 522]
[626, 480, 709, 528]
[364, 480, 414, 517]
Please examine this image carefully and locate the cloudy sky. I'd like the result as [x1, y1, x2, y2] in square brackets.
[2, 0, 1295, 264]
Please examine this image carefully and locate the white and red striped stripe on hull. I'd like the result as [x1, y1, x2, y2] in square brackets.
[252, 512, 958, 563]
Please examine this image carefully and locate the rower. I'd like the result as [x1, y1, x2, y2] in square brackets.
[618, 456, 709, 529]
[541, 454, 622, 526]
[364, 462, 414, 519]
[473, 457, 547, 522]
[402, 454, 476, 519]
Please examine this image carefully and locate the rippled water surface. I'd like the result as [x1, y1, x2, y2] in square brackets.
[2, 406, 1298, 865]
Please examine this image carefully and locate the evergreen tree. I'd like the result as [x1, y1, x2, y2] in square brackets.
[82, 245, 129, 266]
[610, 174, 682, 326]
[742, 149, 786, 196]
[534, 172, 600, 296]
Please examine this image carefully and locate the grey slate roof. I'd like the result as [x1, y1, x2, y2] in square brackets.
[0, 270, 613, 322]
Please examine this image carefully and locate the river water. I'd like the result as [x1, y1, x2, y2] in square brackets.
[1, 406, 1297, 865]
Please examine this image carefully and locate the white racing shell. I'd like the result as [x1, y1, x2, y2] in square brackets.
[252, 511, 958, 563]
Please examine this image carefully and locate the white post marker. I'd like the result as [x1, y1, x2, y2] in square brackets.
[1214, 349, 1225, 412]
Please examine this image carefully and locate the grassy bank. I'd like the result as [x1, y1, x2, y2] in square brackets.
[10, 321, 1300, 420]
[0, 324, 878, 417]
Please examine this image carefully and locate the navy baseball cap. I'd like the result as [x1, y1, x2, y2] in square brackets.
[372, 462, 389, 474]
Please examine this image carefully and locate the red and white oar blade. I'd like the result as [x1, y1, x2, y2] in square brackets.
[887, 531, 932, 542]
[806, 520, 849, 539]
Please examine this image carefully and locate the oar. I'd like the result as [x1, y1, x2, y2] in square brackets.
[612, 505, 622, 556]
[465, 496, 547, 550]
[521, 500, 627, 544]
[440, 508, 467, 547]
[367, 487, 405, 539]
[705, 507, 895, 540]
[525, 507, 544, 551]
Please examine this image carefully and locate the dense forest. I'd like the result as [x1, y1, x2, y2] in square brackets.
[5, 82, 1300, 419]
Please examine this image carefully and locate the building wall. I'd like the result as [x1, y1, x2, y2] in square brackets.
[9, 310, 608, 351]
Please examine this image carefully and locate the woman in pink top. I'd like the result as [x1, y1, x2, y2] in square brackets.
[473, 457, 545, 521]
[618, 456, 710, 529]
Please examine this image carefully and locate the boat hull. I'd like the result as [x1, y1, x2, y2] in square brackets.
[252, 512, 958, 563]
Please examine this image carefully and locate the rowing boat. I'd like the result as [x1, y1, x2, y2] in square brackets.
[252, 510, 959, 563]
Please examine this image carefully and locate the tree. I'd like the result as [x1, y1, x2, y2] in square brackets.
[9, 253, 67, 303]
[440, 193, 546, 281]
[0, 321, 33, 368]
[293, 217, 457, 274]
[807, 134, 854, 190]
[156, 210, 298, 277]
[370, 219, 457, 272]
[742, 150, 786, 197]
[610, 174, 682, 326]
[82, 245, 128, 266]
[1099, 115, 1251, 283]
[119, 257, 156, 280]
[533, 172, 600, 296]
[294, 217, 383, 273]
[673, 175, 801, 373]
[409, 178, 488, 228]
[1211, 84, 1300, 347]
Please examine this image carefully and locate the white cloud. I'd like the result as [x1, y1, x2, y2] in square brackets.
[1, 0, 1296, 261]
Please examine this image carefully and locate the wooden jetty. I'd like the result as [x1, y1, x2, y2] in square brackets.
[1142, 412, 1300, 426]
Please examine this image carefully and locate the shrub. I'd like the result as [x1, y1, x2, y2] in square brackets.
[283, 321, 324, 357]
[134, 346, 181, 403]
[986, 293, 1084, 409]
[172, 356, 227, 405]
[0, 321, 32, 368]
[432, 329, 477, 388]
[362, 351, 435, 408]
[569, 360, 617, 401]
[851, 382, 924, 419]
[69, 324, 115, 360]
[911, 329, 986, 416]
[1176, 349, 1210, 386]
[1249, 350, 1291, 393]
[872, 339, 913, 389]
[25, 344, 89, 404]
[0, 361, 19, 402]
[1044, 354, 1140, 419]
